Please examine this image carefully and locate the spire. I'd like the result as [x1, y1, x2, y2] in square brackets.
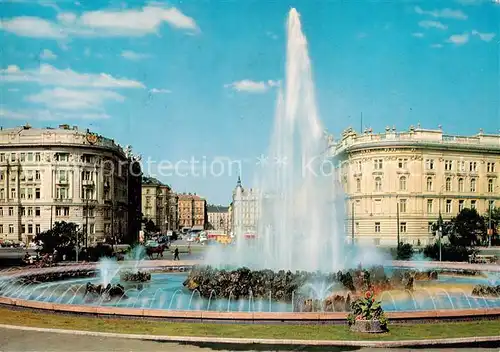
[237, 175, 242, 187]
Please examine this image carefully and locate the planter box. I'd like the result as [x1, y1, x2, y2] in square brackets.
[350, 319, 385, 333]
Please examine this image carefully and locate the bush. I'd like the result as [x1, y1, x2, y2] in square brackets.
[347, 290, 388, 330]
[423, 243, 475, 262]
[396, 243, 414, 260]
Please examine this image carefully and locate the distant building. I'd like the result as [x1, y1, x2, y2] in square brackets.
[141, 176, 176, 233]
[207, 204, 230, 233]
[331, 126, 500, 246]
[231, 177, 260, 234]
[0, 124, 137, 244]
[126, 154, 142, 244]
[178, 193, 207, 231]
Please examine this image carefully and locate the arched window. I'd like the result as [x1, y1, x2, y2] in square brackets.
[426, 177, 433, 192]
[470, 178, 476, 192]
[458, 178, 464, 192]
[356, 178, 361, 193]
[399, 176, 407, 191]
[375, 177, 382, 192]
[445, 177, 452, 192]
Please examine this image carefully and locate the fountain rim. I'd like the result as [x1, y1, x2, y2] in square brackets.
[0, 260, 499, 323]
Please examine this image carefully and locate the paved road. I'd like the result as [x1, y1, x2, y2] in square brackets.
[0, 329, 498, 352]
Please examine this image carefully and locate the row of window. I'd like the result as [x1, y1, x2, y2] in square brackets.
[0, 152, 98, 164]
[0, 170, 41, 182]
[0, 224, 41, 235]
[356, 176, 496, 193]
[353, 159, 496, 173]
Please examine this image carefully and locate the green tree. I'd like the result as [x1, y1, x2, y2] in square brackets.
[35, 221, 83, 257]
[144, 219, 158, 234]
[396, 243, 414, 260]
[451, 208, 486, 246]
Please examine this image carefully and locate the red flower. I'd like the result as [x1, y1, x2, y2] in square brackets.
[372, 298, 375, 302]
[365, 291, 372, 299]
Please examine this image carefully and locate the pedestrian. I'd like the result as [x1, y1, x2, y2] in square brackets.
[174, 247, 180, 261]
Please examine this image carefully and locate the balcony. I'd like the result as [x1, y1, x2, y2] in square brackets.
[54, 198, 73, 203]
[57, 178, 69, 185]
[82, 180, 95, 187]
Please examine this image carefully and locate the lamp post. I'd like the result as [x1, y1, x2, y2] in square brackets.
[438, 185, 445, 262]
[351, 201, 355, 246]
[396, 196, 400, 249]
[488, 185, 499, 247]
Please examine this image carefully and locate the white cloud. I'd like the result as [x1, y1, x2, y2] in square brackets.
[471, 30, 496, 42]
[0, 17, 65, 38]
[431, 43, 444, 48]
[418, 20, 448, 30]
[412, 32, 425, 38]
[0, 107, 110, 120]
[40, 49, 57, 60]
[224, 79, 280, 93]
[149, 88, 171, 94]
[26, 87, 124, 110]
[0, 4, 199, 38]
[447, 32, 469, 45]
[81, 6, 199, 34]
[121, 50, 151, 61]
[415, 6, 468, 20]
[1, 64, 145, 88]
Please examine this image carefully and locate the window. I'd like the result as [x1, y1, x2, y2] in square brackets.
[399, 176, 407, 191]
[35, 188, 41, 199]
[55, 153, 70, 162]
[375, 222, 381, 233]
[356, 160, 362, 172]
[27, 188, 33, 199]
[446, 199, 452, 213]
[27, 207, 33, 216]
[356, 178, 361, 192]
[374, 177, 382, 191]
[428, 222, 434, 233]
[20, 207, 25, 216]
[489, 200, 495, 210]
[35, 170, 40, 180]
[469, 161, 477, 172]
[458, 178, 464, 192]
[0, 207, 2, 217]
[0, 188, 3, 199]
[399, 199, 407, 213]
[21, 225, 25, 234]
[83, 207, 95, 217]
[374, 199, 382, 214]
[56, 187, 68, 199]
[35, 153, 41, 162]
[373, 159, 383, 170]
[488, 179, 495, 193]
[487, 162, 496, 173]
[35, 224, 41, 234]
[10, 188, 16, 199]
[27, 152, 33, 162]
[471, 200, 477, 210]
[10, 153, 16, 162]
[425, 159, 435, 170]
[20, 153, 25, 162]
[0, 171, 3, 181]
[427, 199, 433, 213]
[0, 153, 4, 162]
[400, 222, 407, 233]
[426, 177, 433, 191]
[444, 160, 453, 171]
[445, 177, 452, 192]
[20, 188, 26, 199]
[89, 224, 95, 234]
[470, 178, 476, 192]
[58, 170, 67, 183]
[55, 207, 70, 216]
[8, 224, 14, 234]
[28, 224, 33, 234]
[35, 207, 40, 216]
[8, 207, 14, 216]
[0, 225, 2, 234]
[398, 158, 408, 169]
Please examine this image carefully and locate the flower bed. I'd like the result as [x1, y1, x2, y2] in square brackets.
[347, 291, 388, 333]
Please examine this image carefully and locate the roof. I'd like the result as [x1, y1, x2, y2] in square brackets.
[142, 176, 170, 188]
[178, 193, 205, 201]
[207, 204, 229, 213]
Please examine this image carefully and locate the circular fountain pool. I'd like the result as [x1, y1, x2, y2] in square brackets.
[0, 264, 499, 316]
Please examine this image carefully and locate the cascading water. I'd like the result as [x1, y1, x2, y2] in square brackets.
[205, 8, 346, 272]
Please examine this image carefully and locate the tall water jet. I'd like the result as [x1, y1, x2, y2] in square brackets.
[205, 8, 346, 272]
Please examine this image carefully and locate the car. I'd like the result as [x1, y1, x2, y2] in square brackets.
[144, 240, 159, 248]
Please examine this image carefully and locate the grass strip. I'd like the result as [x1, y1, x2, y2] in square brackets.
[0, 307, 499, 341]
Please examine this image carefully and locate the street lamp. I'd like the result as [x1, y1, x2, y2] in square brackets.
[351, 201, 355, 247]
[488, 185, 499, 248]
[437, 185, 445, 262]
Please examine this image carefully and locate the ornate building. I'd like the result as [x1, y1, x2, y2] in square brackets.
[331, 126, 500, 246]
[141, 176, 176, 233]
[177, 193, 207, 231]
[0, 124, 138, 244]
[231, 177, 260, 235]
[207, 204, 230, 233]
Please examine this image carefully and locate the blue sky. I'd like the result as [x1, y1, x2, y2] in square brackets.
[1, 0, 499, 204]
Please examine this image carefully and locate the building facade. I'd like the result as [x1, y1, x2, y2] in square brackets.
[331, 126, 500, 246]
[231, 177, 260, 234]
[177, 193, 207, 231]
[141, 176, 177, 233]
[0, 124, 138, 244]
[207, 204, 230, 233]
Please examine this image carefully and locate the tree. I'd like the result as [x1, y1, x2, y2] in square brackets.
[35, 221, 83, 258]
[484, 206, 500, 245]
[430, 214, 454, 244]
[396, 243, 414, 260]
[144, 219, 158, 234]
[451, 208, 486, 246]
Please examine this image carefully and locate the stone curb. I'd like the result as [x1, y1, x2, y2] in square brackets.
[0, 324, 498, 348]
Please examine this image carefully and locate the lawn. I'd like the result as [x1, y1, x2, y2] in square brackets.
[0, 307, 499, 341]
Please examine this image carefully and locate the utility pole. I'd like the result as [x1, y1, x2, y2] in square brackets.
[85, 198, 89, 251]
[438, 202, 443, 262]
[396, 197, 400, 249]
[351, 201, 355, 246]
[488, 200, 493, 248]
